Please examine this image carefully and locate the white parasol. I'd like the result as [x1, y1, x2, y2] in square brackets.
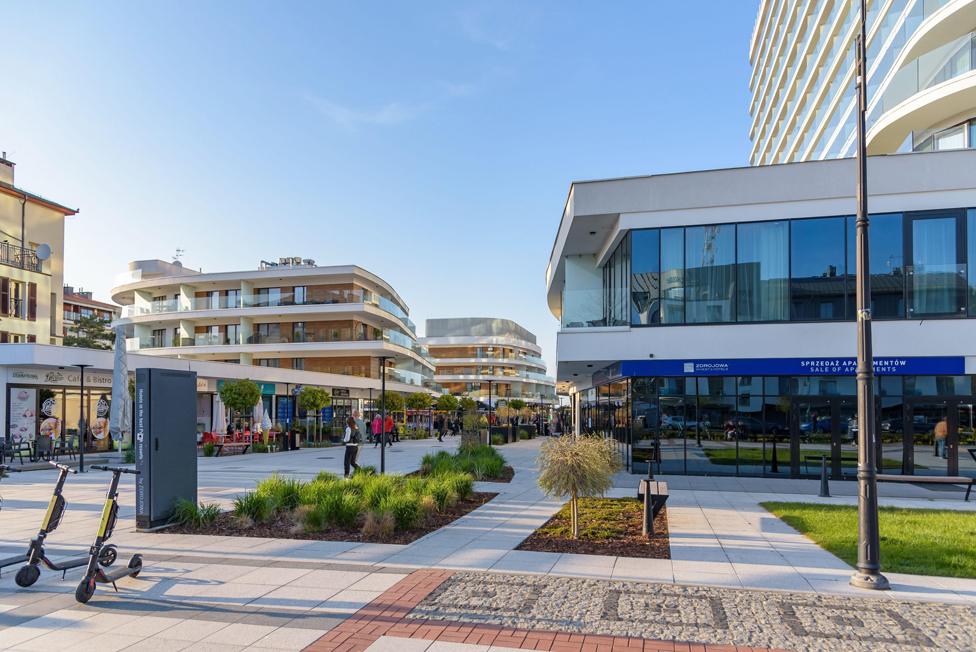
[108, 327, 131, 444]
[213, 393, 227, 434]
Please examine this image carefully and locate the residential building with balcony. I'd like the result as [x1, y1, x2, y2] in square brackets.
[548, 149, 976, 480]
[111, 258, 436, 395]
[0, 154, 77, 345]
[750, 0, 976, 165]
[421, 318, 556, 407]
[63, 285, 120, 337]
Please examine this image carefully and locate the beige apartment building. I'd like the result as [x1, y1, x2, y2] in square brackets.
[0, 155, 77, 344]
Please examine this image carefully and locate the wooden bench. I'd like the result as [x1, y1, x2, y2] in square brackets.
[637, 480, 669, 534]
[877, 474, 973, 501]
[215, 442, 250, 457]
[802, 454, 857, 474]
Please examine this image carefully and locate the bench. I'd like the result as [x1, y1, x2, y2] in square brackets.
[215, 442, 250, 457]
[802, 454, 857, 474]
[637, 480, 669, 534]
[877, 474, 973, 501]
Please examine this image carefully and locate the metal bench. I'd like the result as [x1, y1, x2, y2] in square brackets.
[637, 480, 669, 535]
[877, 474, 973, 501]
[214, 442, 250, 457]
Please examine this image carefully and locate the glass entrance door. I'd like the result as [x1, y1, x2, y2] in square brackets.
[792, 397, 857, 479]
[907, 401, 949, 476]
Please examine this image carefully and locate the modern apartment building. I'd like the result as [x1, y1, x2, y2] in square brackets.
[421, 318, 557, 406]
[63, 285, 119, 337]
[0, 155, 76, 345]
[750, 0, 976, 165]
[111, 258, 436, 392]
[548, 149, 976, 479]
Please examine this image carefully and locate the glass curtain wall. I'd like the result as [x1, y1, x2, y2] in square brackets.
[685, 225, 736, 323]
[737, 221, 789, 321]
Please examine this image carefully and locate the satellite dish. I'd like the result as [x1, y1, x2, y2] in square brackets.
[36, 244, 51, 261]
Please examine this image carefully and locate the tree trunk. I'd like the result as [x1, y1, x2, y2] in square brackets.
[570, 489, 579, 539]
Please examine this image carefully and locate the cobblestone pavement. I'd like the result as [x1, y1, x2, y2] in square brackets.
[406, 571, 976, 652]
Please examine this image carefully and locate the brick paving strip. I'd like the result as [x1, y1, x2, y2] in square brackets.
[303, 569, 788, 652]
[304, 569, 976, 652]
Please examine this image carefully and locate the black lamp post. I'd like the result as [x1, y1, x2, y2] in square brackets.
[73, 364, 92, 473]
[850, 0, 888, 591]
[379, 356, 391, 473]
[487, 379, 494, 448]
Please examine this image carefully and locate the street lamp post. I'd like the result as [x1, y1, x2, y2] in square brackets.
[487, 379, 494, 448]
[74, 364, 92, 473]
[379, 357, 391, 474]
[850, 0, 888, 591]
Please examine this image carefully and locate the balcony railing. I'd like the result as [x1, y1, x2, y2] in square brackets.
[0, 242, 41, 272]
[129, 327, 422, 351]
[120, 288, 415, 331]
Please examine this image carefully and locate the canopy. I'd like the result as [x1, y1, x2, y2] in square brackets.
[108, 327, 131, 443]
[213, 393, 227, 434]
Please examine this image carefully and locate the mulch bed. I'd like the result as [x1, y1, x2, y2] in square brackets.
[163, 492, 497, 545]
[516, 498, 670, 559]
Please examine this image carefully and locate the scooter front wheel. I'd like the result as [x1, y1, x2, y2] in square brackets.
[75, 577, 96, 604]
[15, 564, 40, 587]
[98, 545, 117, 567]
[127, 554, 143, 578]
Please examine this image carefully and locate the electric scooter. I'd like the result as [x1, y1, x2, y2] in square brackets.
[6, 460, 117, 586]
[75, 465, 142, 604]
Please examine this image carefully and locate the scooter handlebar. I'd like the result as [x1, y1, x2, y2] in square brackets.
[91, 465, 140, 475]
[47, 460, 76, 474]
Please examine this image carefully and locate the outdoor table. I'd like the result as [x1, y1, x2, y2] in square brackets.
[968, 448, 976, 464]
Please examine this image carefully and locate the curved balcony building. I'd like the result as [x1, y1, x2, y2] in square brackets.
[111, 258, 435, 391]
[750, 0, 976, 165]
[421, 318, 556, 406]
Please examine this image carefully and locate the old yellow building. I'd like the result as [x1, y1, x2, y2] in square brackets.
[0, 155, 77, 344]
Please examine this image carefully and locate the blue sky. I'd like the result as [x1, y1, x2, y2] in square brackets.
[0, 1, 756, 373]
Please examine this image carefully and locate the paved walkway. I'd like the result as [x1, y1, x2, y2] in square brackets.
[2, 437, 976, 651]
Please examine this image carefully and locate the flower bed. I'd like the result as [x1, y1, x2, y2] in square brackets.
[418, 445, 514, 483]
[167, 468, 496, 544]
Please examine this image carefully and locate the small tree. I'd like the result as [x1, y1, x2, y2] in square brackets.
[435, 394, 459, 413]
[458, 396, 477, 413]
[537, 436, 622, 539]
[405, 392, 433, 430]
[64, 315, 114, 350]
[507, 399, 526, 425]
[218, 379, 261, 433]
[297, 386, 331, 443]
[378, 391, 404, 414]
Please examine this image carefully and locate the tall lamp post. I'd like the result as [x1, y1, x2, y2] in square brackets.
[487, 379, 494, 448]
[850, 0, 888, 591]
[378, 356, 391, 474]
[73, 364, 92, 473]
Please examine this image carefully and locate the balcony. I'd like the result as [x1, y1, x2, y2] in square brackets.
[560, 288, 628, 329]
[0, 242, 41, 272]
[128, 326, 421, 352]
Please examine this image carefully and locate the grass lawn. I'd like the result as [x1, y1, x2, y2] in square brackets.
[762, 502, 976, 578]
[704, 447, 912, 469]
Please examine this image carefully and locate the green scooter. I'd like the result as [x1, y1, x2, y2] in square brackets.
[4, 461, 116, 586]
[74, 465, 142, 604]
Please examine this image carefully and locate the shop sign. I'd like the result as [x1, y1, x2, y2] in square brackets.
[8, 367, 114, 387]
[8, 388, 36, 441]
[196, 378, 213, 392]
[619, 356, 966, 378]
[332, 388, 350, 397]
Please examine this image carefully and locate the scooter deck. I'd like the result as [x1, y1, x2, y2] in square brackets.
[98, 564, 139, 583]
[43, 554, 92, 572]
[0, 553, 28, 571]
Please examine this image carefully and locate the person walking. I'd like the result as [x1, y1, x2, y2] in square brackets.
[372, 414, 383, 448]
[342, 416, 361, 477]
[384, 414, 395, 446]
[435, 414, 444, 442]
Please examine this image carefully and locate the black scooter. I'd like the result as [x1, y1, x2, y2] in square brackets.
[3, 461, 117, 586]
[75, 465, 142, 604]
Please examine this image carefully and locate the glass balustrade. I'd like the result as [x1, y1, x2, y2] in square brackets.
[877, 32, 976, 117]
[560, 288, 629, 328]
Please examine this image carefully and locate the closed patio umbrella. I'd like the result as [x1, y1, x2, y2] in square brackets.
[253, 399, 264, 433]
[108, 327, 132, 448]
[213, 394, 227, 435]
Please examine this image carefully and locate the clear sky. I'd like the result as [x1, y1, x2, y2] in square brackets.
[0, 1, 756, 375]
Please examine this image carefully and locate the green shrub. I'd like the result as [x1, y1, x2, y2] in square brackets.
[354, 465, 377, 477]
[252, 442, 269, 453]
[381, 493, 422, 530]
[316, 471, 340, 483]
[518, 429, 532, 440]
[256, 474, 304, 511]
[233, 491, 274, 523]
[171, 499, 222, 527]
[537, 436, 622, 539]
[299, 479, 340, 506]
[362, 510, 395, 540]
[123, 446, 136, 464]
[428, 480, 458, 511]
[319, 491, 361, 528]
[491, 434, 506, 445]
[203, 442, 216, 457]
[362, 474, 398, 510]
[198, 502, 221, 525]
[443, 472, 474, 500]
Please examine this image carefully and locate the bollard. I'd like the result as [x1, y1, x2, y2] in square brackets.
[819, 455, 830, 498]
[639, 479, 654, 537]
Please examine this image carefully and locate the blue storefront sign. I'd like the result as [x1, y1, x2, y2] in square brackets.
[615, 356, 965, 378]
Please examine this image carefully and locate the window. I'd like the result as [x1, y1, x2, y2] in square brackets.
[254, 323, 282, 343]
[737, 221, 788, 321]
[225, 288, 240, 309]
[846, 214, 904, 318]
[226, 323, 240, 345]
[660, 228, 685, 323]
[685, 224, 735, 323]
[257, 287, 282, 307]
[790, 217, 847, 320]
[630, 229, 660, 325]
[603, 235, 629, 326]
[293, 358, 305, 371]
[257, 359, 280, 368]
[936, 125, 966, 151]
[907, 211, 965, 317]
[294, 286, 307, 305]
[151, 328, 165, 348]
[293, 321, 306, 342]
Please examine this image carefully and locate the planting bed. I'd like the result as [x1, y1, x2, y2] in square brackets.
[517, 497, 670, 558]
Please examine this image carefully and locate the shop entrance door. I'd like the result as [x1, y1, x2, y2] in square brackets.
[905, 400, 962, 476]
[791, 398, 857, 479]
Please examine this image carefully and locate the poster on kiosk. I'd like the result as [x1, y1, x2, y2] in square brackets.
[135, 368, 198, 530]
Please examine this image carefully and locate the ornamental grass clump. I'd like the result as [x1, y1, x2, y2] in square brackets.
[537, 436, 622, 539]
[233, 491, 275, 524]
[171, 498, 222, 527]
[256, 474, 305, 512]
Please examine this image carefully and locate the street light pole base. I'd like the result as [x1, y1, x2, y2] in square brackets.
[849, 570, 890, 590]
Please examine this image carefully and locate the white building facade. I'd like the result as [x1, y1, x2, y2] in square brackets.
[547, 150, 976, 479]
[750, 0, 976, 165]
[421, 318, 556, 407]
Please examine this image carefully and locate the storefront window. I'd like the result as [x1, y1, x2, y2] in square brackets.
[846, 213, 905, 318]
[968, 209, 976, 310]
[791, 217, 847, 320]
[630, 229, 660, 325]
[737, 220, 789, 321]
[685, 224, 735, 323]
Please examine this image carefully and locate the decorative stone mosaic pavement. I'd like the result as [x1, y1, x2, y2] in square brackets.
[405, 571, 976, 652]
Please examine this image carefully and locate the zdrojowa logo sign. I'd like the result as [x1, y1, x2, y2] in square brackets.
[619, 356, 965, 377]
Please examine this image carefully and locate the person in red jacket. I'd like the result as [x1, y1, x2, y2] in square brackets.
[384, 414, 395, 446]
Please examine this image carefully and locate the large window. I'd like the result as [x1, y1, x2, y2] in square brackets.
[846, 213, 905, 318]
[660, 228, 684, 324]
[790, 217, 847, 320]
[630, 230, 660, 325]
[907, 211, 966, 317]
[737, 220, 788, 321]
[685, 225, 736, 323]
[603, 234, 629, 326]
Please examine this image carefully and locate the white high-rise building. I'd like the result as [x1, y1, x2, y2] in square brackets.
[750, 0, 976, 165]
